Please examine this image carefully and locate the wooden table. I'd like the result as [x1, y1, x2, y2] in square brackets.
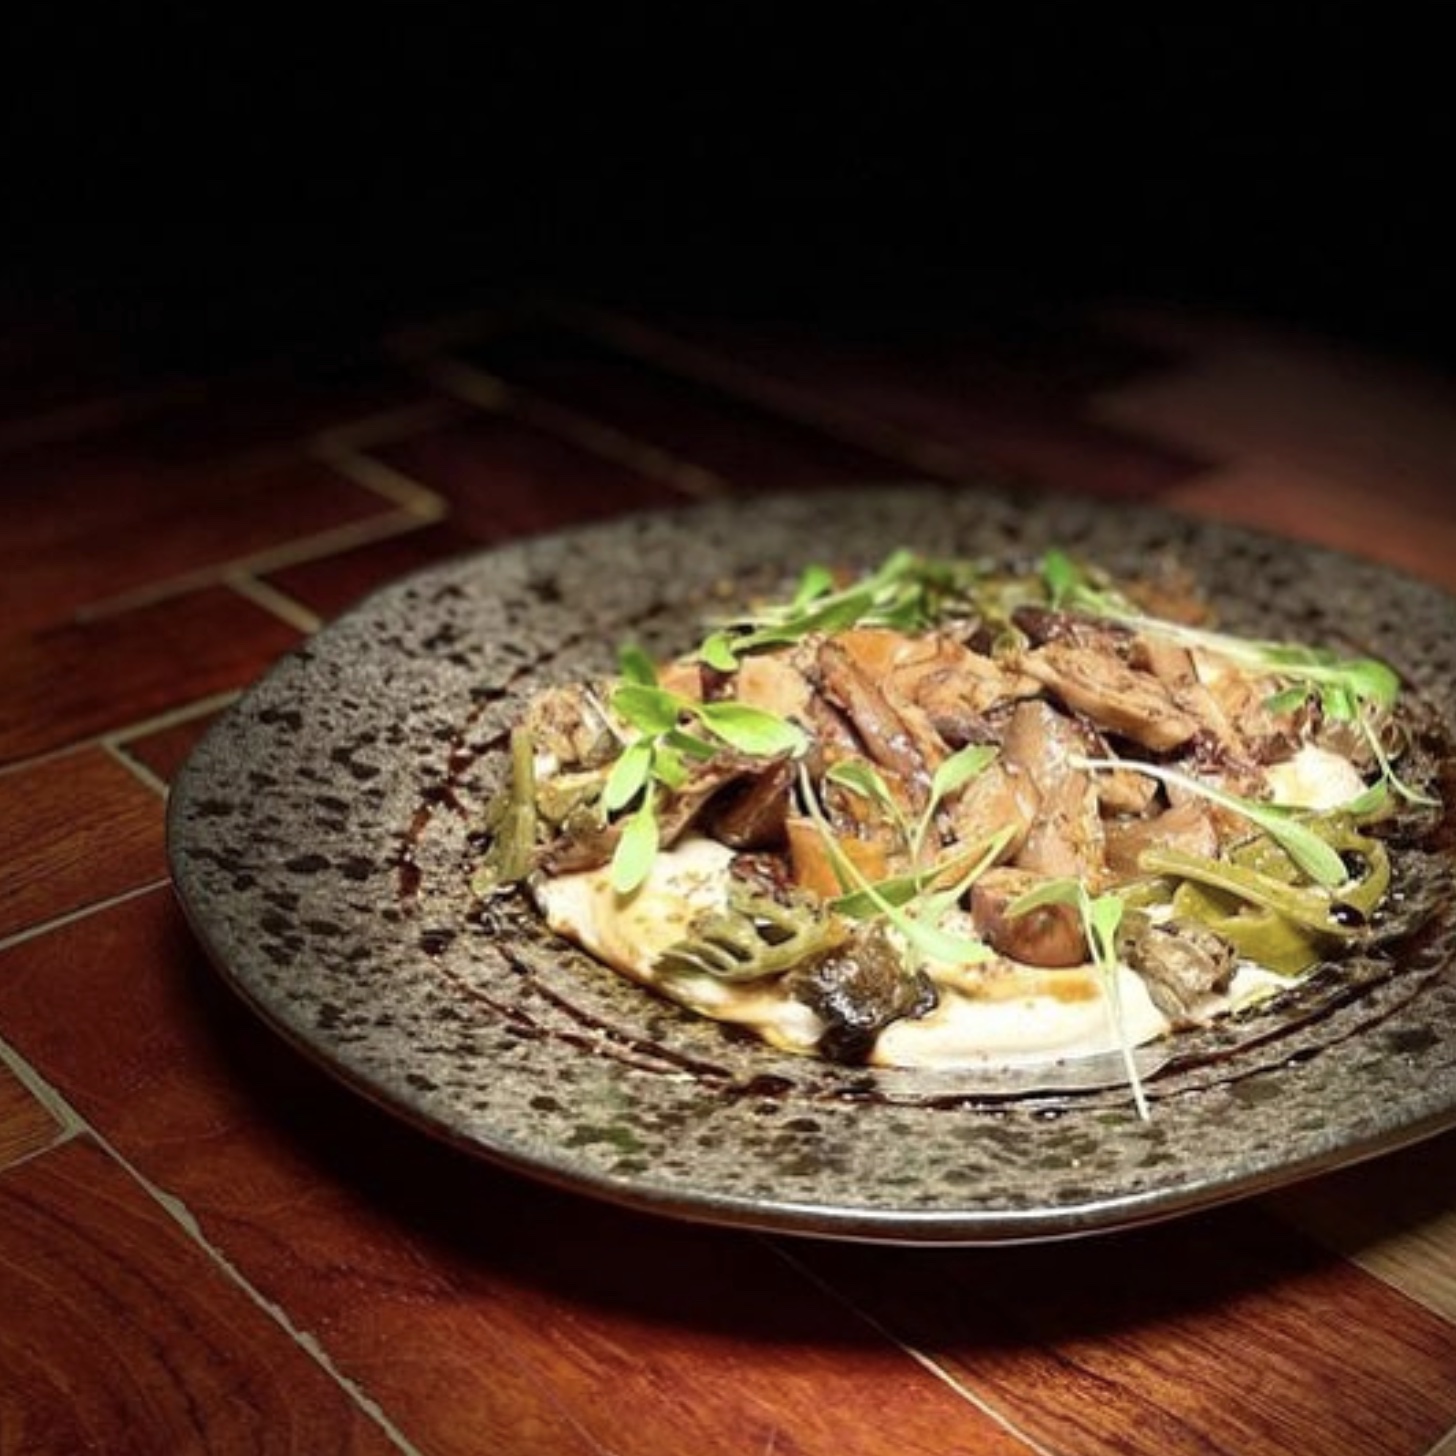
[4, 291, 1456, 1456]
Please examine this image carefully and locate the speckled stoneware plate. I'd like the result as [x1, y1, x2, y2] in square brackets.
[167, 485, 1456, 1243]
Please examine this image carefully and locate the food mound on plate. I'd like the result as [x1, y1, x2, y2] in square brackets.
[471, 548, 1442, 1111]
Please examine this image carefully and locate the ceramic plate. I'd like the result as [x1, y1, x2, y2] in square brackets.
[167, 485, 1456, 1243]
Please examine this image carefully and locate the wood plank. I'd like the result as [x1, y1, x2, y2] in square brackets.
[0, 586, 301, 768]
[528, 310, 1207, 498]
[116, 710, 227, 787]
[790, 1205, 1456, 1456]
[368, 410, 693, 540]
[0, 452, 406, 635]
[1428, 1424, 1456, 1456]
[1089, 312, 1456, 591]
[0, 890, 1040, 1456]
[0, 1061, 63, 1170]
[0, 747, 166, 940]
[1161, 459, 1456, 594]
[0, 1136, 399, 1455]
[261, 520, 481, 622]
[1269, 1130, 1456, 1323]
[447, 324, 921, 490]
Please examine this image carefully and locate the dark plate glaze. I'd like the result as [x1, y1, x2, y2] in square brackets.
[167, 485, 1456, 1243]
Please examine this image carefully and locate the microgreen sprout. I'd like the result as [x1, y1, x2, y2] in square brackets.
[917, 744, 998, 860]
[824, 759, 912, 847]
[699, 550, 986, 667]
[826, 743, 998, 866]
[604, 649, 808, 895]
[1006, 878, 1150, 1121]
[1042, 549, 1428, 805]
[796, 763, 997, 968]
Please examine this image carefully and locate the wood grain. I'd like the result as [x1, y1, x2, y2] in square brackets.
[791, 1207, 1456, 1456]
[1270, 1130, 1456, 1323]
[563, 308, 1209, 498]
[1162, 459, 1456, 594]
[448, 323, 919, 490]
[0, 586, 300, 767]
[261, 520, 480, 621]
[0, 889, 1039, 1455]
[0, 747, 166, 939]
[4, 291, 1456, 1456]
[0, 1136, 399, 1455]
[0, 1062, 62, 1170]
[116, 709, 227, 786]
[0, 450, 404, 636]
[368, 409, 694, 539]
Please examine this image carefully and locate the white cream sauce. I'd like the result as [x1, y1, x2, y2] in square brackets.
[1264, 743, 1367, 810]
[530, 837, 1295, 1071]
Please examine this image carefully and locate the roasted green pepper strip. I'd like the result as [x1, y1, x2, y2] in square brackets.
[1167, 881, 1327, 975]
[1139, 822, 1390, 976]
[1144, 824, 1389, 931]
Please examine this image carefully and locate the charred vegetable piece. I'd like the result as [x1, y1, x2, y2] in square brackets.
[784, 923, 938, 1063]
[471, 727, 539, 894]
[655, 888, 841, 982]
[1123, 918, 1237, 1025]
[1166, 881, 1329, 976]
[704, 757, 794, 848]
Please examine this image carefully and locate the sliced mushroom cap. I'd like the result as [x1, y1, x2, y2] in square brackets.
[999, 700, 1106, 881]
[815, 637, 928, 796]
[1103, 799, 1220, 878]
[943, 759, 1039, 867]
[969, 866, 1087, 968]
[703, 757, 794, 849]
[1015, 640, 1204, 753]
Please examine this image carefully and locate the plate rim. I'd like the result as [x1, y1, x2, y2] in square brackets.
[166, 483, 1456, 1243]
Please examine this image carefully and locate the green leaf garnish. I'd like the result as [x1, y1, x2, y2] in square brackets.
[698, 631, 740, 672]
[611, 683, 683, 737]
[791, 562, 836, 608]
[825, 759, 909, 843]
[617, 643, 660, 687]
[1007, 877, 1149, 1121]
[1355, 711, 1440, 808]
[1044, 547, 1425, 808]
[610, 801, 661, 896]
[797, 763, 993, 968]
[699, 549, 987, 662]
[826, 744, 997, 866]
[929, 743, 998, 803]
[601, 664, 807, 892]
[601, 737, 653, 812]
[693, 700, 807, 757]
[914, 743, 997, 859]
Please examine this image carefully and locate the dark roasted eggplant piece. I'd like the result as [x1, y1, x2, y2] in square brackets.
[785, 924, 938, 1063]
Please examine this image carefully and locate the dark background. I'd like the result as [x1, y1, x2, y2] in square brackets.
[7, 9, 1453, 373]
